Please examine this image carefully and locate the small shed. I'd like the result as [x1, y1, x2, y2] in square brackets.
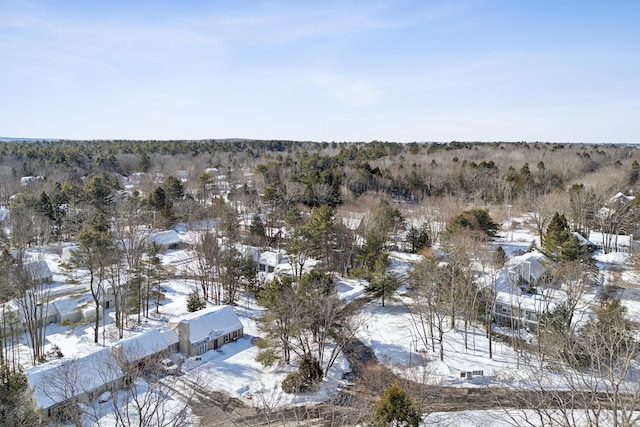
[51, 297, 84, 324]
[170, 305, 243, 357]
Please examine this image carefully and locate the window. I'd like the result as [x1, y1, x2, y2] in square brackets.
[198, 343, 207, 355]
[224, 334, 230, 343]
[233, 330, 238, 340]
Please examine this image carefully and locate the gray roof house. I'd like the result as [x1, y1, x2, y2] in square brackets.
[169, 305, 243, 357]
[507, 252, 547, 287]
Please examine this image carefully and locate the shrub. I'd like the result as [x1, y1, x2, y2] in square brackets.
[281, 372, 305, 394]
[281, 354, 323, 393]
[255, 348, 279, 368]
[370, 380, 421, 427]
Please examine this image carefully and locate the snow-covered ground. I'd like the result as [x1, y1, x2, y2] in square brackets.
[11, 214, 640, 426]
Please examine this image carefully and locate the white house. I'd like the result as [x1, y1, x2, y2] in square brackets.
[51, 293, 95, 324]
[169, 305, 243, 357]
[258, 251, 283, 273]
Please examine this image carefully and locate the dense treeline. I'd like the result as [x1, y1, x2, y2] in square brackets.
[3, 139, 639, 207]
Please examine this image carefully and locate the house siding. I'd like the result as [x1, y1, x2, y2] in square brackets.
[186, 327, 244, 356]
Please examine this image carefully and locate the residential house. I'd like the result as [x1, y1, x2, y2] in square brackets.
[149, 230, 184, 252]
[0, 300, 24, 334]
[20, 175, 45, 186]
[169, 305, 243, 357]
[23, 260, 53, 284]
[258, 251, 282, 273]
[506, 252, 548, 288]
[610, 192, 635, 203]
[26, 347, 124, 421]
[492, 289, 557, 332]
[588, 231, 637, 254]
[112, 329, 179, 369]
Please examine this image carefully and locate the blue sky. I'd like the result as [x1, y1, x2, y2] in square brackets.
[1, 1, 639, 143]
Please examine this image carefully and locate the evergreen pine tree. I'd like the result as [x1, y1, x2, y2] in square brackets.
[371, 380, 421, 427]
[186, 290, 206, 312]
[543, 212, 571, 257]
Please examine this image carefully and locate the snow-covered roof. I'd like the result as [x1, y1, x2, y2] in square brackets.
[572, 231, 591, 246]
[52, 293, 92, 315]
[113, 329, 179, 362]
[588, 231, 635, 248]
[150, 230, 182, 246]
[177, 305, 243, 345]
[258, 251, 282, 267]
[24, 260, 52, 281]
[26, 347, 124, 410]
[20, 175, 44, 185]
[340, 215, 364, 231]
[610, 192, 635, 203]
[507, 251, 547, 282]
[495, 290, 558, 313]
